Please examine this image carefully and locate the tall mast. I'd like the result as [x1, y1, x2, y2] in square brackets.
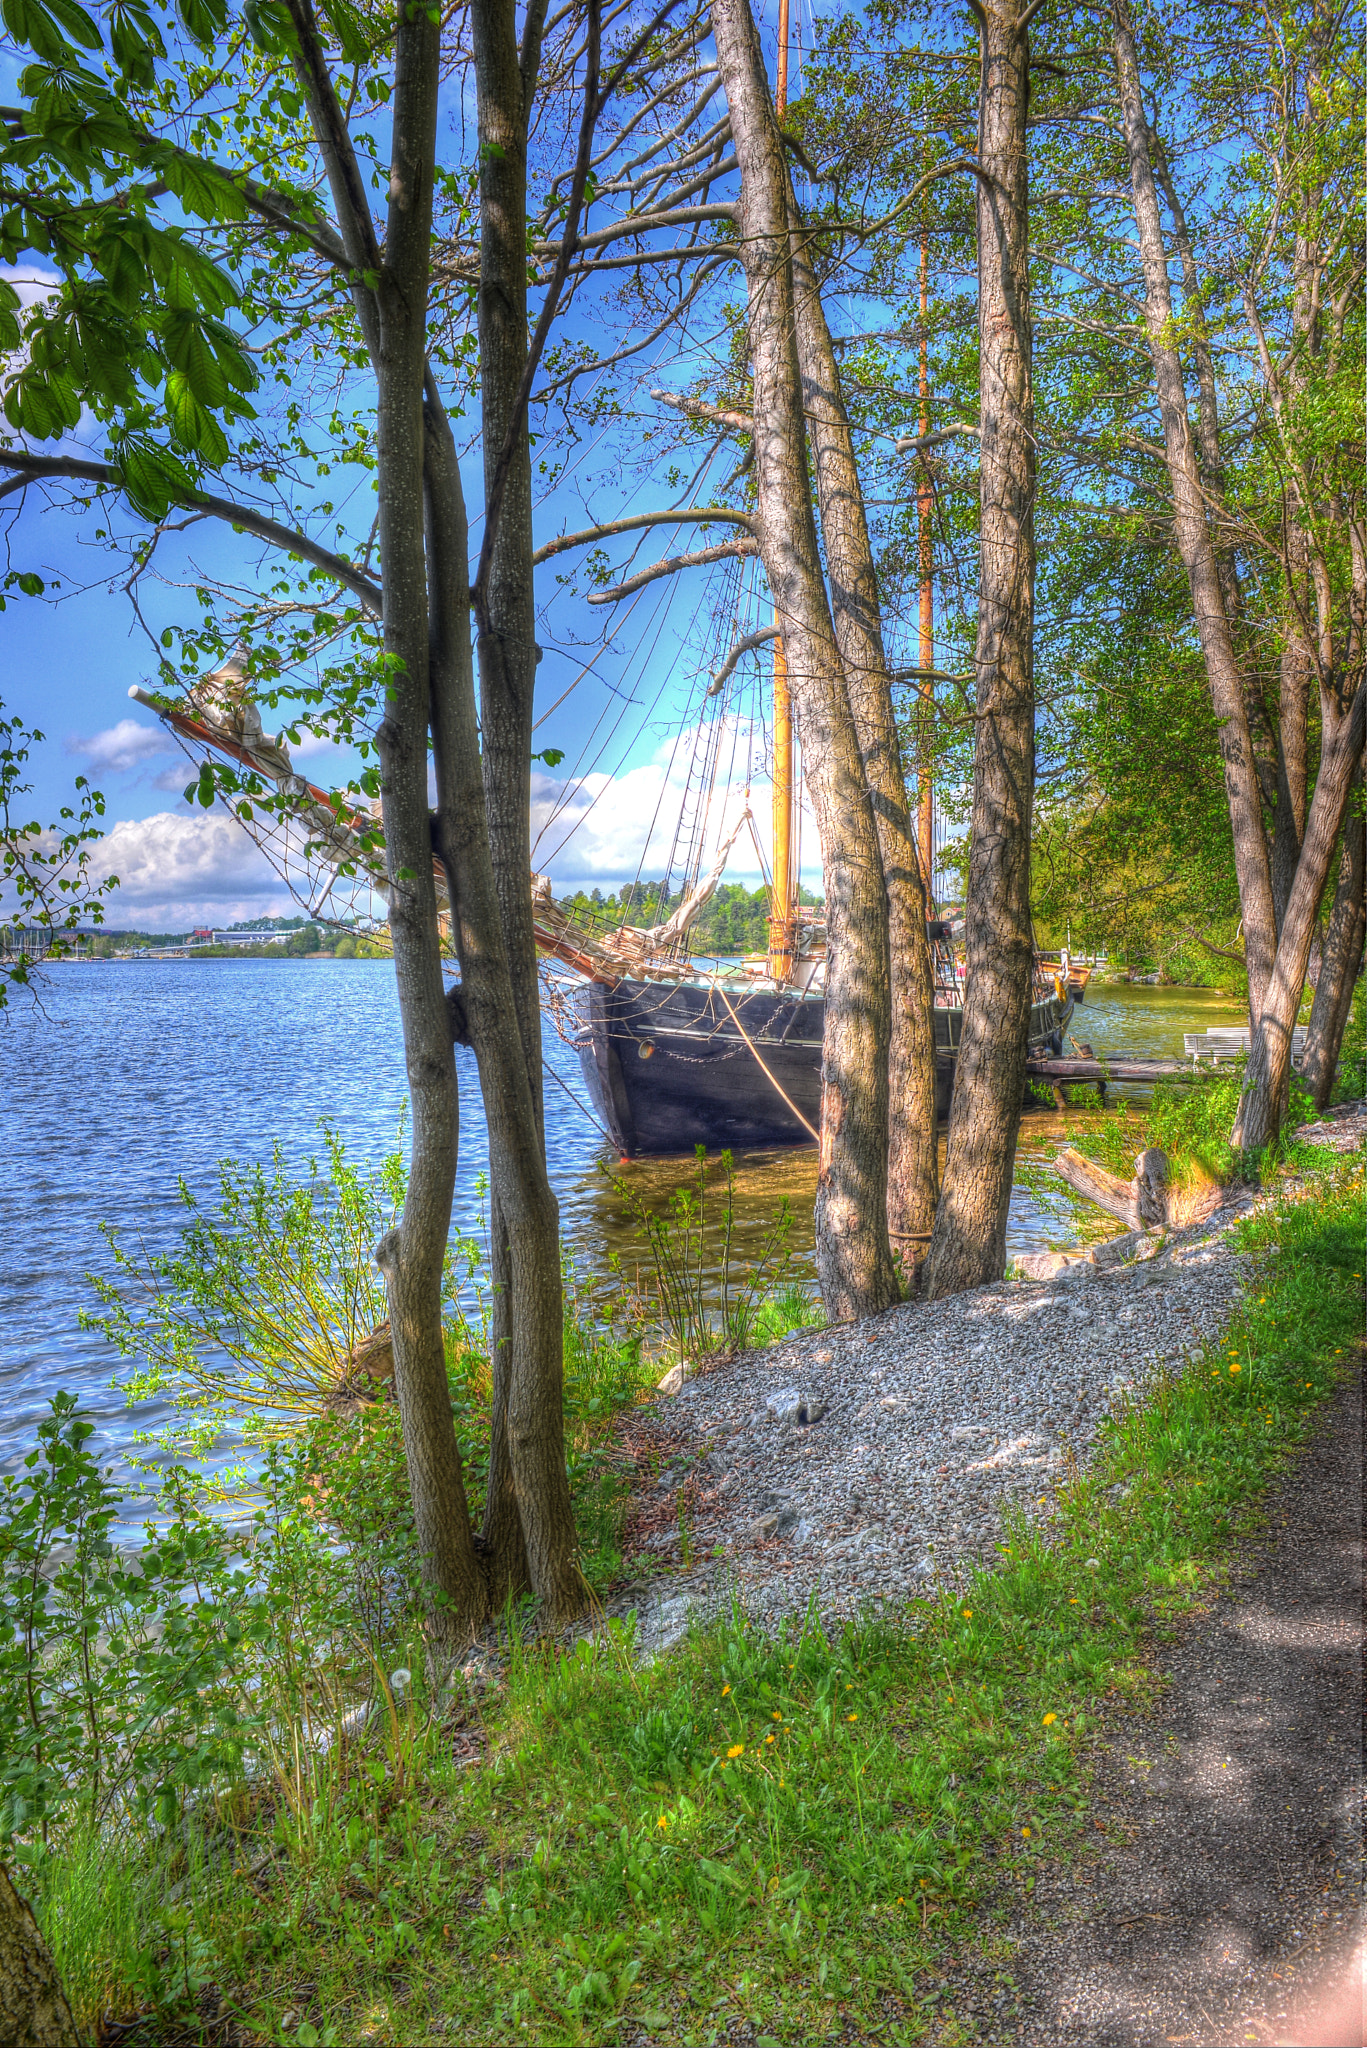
[768, 0, 796, 982]
[916, 221, 935, 905]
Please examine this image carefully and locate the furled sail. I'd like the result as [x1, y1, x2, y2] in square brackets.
[596, 811, 752, 966]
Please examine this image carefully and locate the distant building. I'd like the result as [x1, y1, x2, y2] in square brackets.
[0, 924, 54, 961]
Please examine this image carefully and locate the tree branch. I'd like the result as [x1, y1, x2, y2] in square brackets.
[0, 453, 384, 612]
[652, 387, 753, 433]
[584, 536, 759, 603]
[894, 422, 980, 453]
[706, 626, 777, 695]
[282, 0, 383, 277]
[567, 242, 740, 273]
[533, 505, 754, 564]
[534, 198, 737, 257]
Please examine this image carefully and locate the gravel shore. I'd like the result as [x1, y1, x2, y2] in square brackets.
[619, 1189, 1266, 1655]
[609, 1110, 1366, 1656]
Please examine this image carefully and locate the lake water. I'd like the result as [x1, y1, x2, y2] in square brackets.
[1, 961, 1245, 1496]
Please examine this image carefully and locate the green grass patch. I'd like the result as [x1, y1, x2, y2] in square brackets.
[30, 1157, 1362, 2045]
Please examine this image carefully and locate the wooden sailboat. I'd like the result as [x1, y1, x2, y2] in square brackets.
[125, 4, 1071, 1158]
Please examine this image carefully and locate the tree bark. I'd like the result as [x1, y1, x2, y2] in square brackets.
[0, 1864, 79, 2047]
[423, 385, 584, 1625]
[468, 0, 585, 1619]
[1235, 693, 1366, 1149]
[1111, 0, 1279, 1025]
[787, 209, 941, 1283]
[1301, 774, 1365, 1109]
[712, 0, 899, 1320]
[371, 0, 488, 1642]
[921, 0, 1036, 1300]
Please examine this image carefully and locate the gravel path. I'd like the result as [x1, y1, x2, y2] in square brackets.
[943, 1356, 1364, 2048]
[619, 1191, 1264, 1655]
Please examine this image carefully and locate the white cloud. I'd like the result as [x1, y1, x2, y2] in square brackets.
[1, 263, 60, 312]
[90, 811, 296, 928]
[530, 718, 819, 892]
[66, 718, 173, 776]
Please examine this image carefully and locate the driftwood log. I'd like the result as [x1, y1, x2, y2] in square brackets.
[1053, 1147, 1151, 1230]
[0, 1865, 78, 2047]
[1052, 1146, 1225, 1234]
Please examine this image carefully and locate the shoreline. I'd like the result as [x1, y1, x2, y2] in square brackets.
[613, 1110, 1367, 1658]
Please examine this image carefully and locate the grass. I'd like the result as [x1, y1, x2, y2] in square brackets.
[34, 1149, 1364, 2046]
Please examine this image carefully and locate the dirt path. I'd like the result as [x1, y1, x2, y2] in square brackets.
[944, 1360, 1364, 2047]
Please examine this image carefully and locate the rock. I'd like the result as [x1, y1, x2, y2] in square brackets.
[765, 1388, 827, 1426]
[1015, 1248, 1100, 1281]
[1090, 1229, 1149, 1269]
[656, 1362, 686, 1397]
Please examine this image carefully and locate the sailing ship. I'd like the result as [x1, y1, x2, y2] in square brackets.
[124, 0, 1073, 1158]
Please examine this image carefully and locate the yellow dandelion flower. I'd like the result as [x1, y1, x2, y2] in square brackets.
[1022, 1826, 1032, 1838]
[1230, 1363, 1241, 1374]
[722, 1684, 731, 1696]
[727, 1743, 744, 1759]
[919, 1878, 928, 1888]
[772, 1710, 782, 1720]
[657, 1815, 668, 1830]
[765, 1734, 775, 1745]
[962, 1608, 973, 1618]
[1043, 1713, 1057, 1725]
[847, 1712, 858, 1722]
[1069, 1598, 1080, 1605]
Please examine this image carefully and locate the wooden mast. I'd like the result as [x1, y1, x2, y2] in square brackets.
[767, 0, 796, 982]
[916, 221, 935, 903]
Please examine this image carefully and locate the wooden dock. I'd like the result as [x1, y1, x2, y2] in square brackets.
[1024, 1055, 1191, 1084]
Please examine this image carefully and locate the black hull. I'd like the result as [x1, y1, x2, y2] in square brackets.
[574, 979, 1073, 1157]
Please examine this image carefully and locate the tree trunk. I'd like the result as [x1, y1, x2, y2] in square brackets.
[1233, 689, 1365, 1151]
[921, 0, 1036, 1301]
[0, 1863, 79, 2047]
[1111, 0, 1279, 1025]
[788, 209, 941, 1283]
[712, 0, 899, 1320]
[469, 0, 583, 1619]
[371, 3, 487, 1642]
[424, 402, 584, 1631]
[1301, 775, 1365, 1109]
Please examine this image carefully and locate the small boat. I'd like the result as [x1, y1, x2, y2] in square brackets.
[1038, 952, 1093, 1003]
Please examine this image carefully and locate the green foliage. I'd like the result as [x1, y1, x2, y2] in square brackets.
[0, 1395, 268, 1849]
[557, 881, 821, 958]
[0, 702, 116, 1008]
[1332, 977, 1365, 1104]
[81, 1127, 421, 1474]
[601, 1146, 823, 1365]
[23, 1163, 1361, 2041]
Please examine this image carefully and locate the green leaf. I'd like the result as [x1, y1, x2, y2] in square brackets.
[319, 0, 370, 61]
[158, 150, 248, 225]
[166, 371, 230, 467]
[114, 434, 195, 521]
[17, 573, 45, 596]
[40, 0, 101, 46]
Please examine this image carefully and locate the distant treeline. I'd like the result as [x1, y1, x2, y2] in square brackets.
[557, 880, 821, 957]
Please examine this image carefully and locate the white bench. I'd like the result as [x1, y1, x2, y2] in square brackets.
[1183, 1026, 1307, 1066]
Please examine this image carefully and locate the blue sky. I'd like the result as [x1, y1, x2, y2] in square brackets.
[0, 0, 886, 929]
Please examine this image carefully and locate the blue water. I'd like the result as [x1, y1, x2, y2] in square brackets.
[0, 961, 1245, 1496]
